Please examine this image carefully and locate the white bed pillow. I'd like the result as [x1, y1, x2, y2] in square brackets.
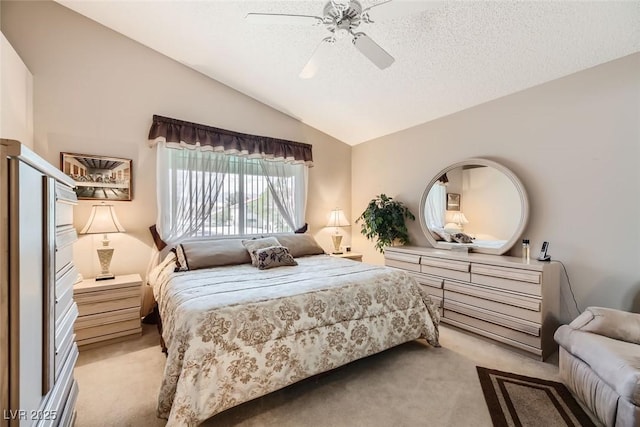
[242, 237, 281, 266]
[148, 252, 176, 287]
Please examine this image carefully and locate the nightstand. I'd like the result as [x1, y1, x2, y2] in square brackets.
[330, 252, 363, 262]
[73, 273, 142, 349]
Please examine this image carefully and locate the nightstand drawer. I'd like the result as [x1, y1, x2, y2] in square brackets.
[75, 306, 140, 330]
[76, 319, 141, 342]
[75, 284, 140, 315]
[77, 294, 140, 317]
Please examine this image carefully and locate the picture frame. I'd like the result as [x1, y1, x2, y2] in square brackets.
[60, 152, 132, 201]
[446, 193, 460, 211]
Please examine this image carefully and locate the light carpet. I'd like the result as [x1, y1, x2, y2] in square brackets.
[74, 325, 593, 427]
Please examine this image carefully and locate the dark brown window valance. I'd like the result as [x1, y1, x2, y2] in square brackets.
[148, 115, 313, 166]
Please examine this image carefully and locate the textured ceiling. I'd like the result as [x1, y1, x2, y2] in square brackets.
[55, 0, 640, 145]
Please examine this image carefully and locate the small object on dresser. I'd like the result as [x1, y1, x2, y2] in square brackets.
[522, 239, 530, 262]
[537, 241, 551, 261]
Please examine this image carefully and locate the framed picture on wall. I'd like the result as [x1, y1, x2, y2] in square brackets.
[446, 193, 460, 211]
[60, 152, 132, 201]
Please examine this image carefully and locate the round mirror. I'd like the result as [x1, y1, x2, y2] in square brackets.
[419, 158, 529, 255]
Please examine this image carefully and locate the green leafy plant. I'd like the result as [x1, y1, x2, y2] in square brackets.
[356, 194, 415, 253]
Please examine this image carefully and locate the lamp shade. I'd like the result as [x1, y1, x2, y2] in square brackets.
[80, 204, 125, 234]
[327, 209, 350, 228]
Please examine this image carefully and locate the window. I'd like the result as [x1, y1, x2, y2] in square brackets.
[156, 143, 307, 242]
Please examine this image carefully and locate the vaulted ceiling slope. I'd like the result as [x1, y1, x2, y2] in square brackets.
[55, 1, 640, 145]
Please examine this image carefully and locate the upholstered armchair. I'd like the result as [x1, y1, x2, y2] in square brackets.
[554, 307, 640, 427]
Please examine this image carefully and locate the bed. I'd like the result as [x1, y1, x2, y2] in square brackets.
[149, 237, 440, 426]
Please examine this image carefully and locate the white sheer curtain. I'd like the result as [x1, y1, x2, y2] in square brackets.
[156, 141, 230, 244]
[425, 182, 446, 230]
[259, 160, 308, 231]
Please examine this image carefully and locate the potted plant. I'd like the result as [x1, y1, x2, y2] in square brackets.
[356, 194, 415, 253]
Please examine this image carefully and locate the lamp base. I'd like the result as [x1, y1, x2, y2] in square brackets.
[331, 234, 343, 255]
[96, 246, 115, 281]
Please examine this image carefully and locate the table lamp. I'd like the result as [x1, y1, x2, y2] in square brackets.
[446, 211, 469, 232]
[327, 208, 350, 254]
[80, 203, 125, 280]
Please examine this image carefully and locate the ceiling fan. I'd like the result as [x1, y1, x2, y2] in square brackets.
[246, 0, 395, 79]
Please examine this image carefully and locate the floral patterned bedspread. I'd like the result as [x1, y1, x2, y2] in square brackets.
[151, 254, 440, 426]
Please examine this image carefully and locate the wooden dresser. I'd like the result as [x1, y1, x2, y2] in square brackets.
[385, 246, 560, 360]
[1, 139, 79, 426]
[74, 274, 142, 348]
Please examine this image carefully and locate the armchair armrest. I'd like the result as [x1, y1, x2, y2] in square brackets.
[569, 306, 640, 345]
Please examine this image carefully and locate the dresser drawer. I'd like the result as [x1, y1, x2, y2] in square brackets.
[56, 181, 78, 204]
[55, 283, 74, 329]
[56, 243, 74, 274]
[442, 313, 542, 356]
[56, 265, 77, 324]
[471, 273, 542, 296]
[444, 300, 540, 337]
[386, 259, 421, 273]
[444, 281, 541, 323]
[55, 320, 75, 379]
[410, 272, 443, 289]
[56, 225, 78, 251]
[41, 344, 78, 424]
[53, 380, 79, 427]
[385, 251, 420, 265]
[56, 200, 74, 227]
[472, 264, 541, 283]
[421, 257, 470, 282]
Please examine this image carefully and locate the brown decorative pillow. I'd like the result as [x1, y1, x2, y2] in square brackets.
[254, 246, 298, 270]
[451, 233, 474, 244]
[174, 239, 252, 271]
[242, 237, 281, 266]
[273, 234, 325, 258]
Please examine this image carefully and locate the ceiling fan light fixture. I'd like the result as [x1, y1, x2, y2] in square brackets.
[352, 32, 394, 70]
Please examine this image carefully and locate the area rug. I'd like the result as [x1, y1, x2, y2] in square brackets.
[476, 367, 596, 427]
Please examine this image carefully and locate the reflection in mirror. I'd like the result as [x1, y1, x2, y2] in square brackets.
[420, 159, 528, 255]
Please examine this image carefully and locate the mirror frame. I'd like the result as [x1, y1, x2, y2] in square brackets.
[419, 158, 529, 255]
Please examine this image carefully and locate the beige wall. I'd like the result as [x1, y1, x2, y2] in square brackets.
[1, 0, 351, 281]
[0, 32, 33, 148]
[353, 53, 640, 320]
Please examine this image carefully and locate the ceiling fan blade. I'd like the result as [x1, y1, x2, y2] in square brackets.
[352, 32, 394, 70]
[245, 13, 323, 26]
[363, 0, 441, 22]
[362, 0, 393, 14]
[299, 37, 335, 79]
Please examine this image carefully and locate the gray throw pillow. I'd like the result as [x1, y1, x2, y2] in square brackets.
[174, 239, 252, 271]
[273, 234, 325, 258]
